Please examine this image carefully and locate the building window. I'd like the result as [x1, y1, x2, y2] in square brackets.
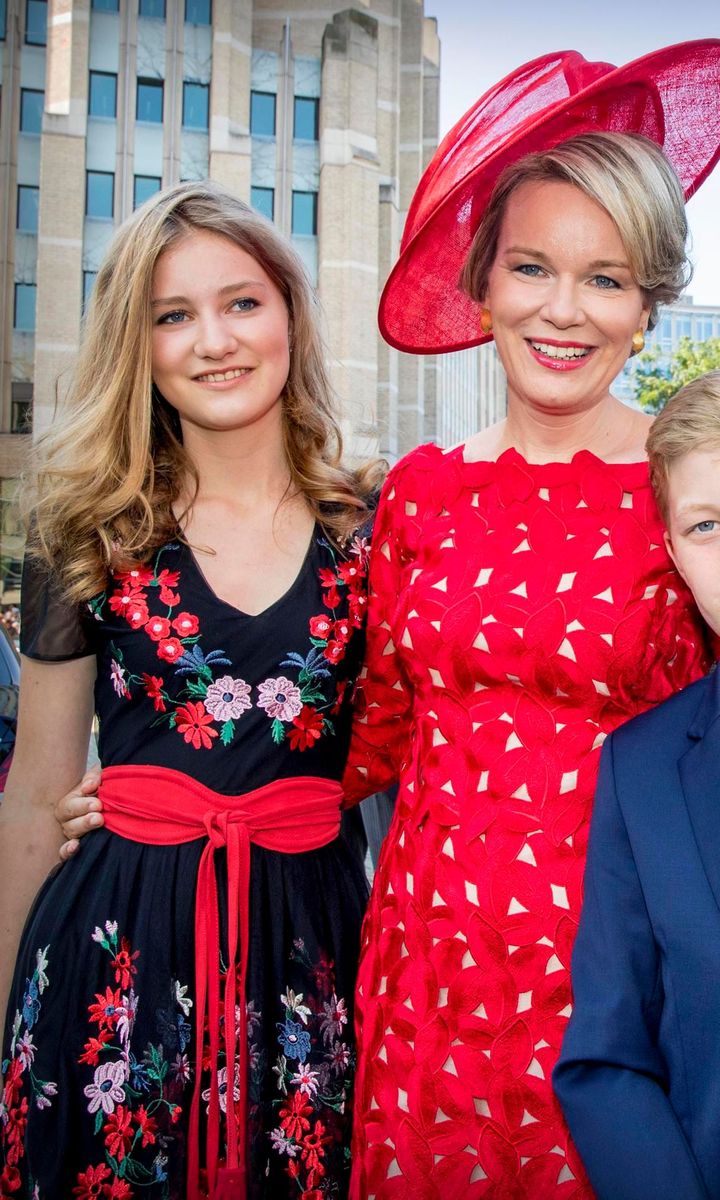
[91, 0, 119, 10]
[86, 171, 114, 219]
[134, 175, 161, 208]
[83, 271, 98, 313]
[89, 71, 117, 119]
[139, 0, 165, 15]
[14, 284, 37, 332]
[25, 0, 46, 44]
[185, 0, 211, 23]
[20, 89, 43, 134]
[294, 96, 319, 141]
[250, 91, 276, 137]
[250, 187, 274, 222]
[17, 185, 39, 233]
[292, 191, 317, 236]
[0, 0, 6, 40]
[182, 81, 209, 130]
[137, 78, 163, 124]
[11, 383, 33, 434]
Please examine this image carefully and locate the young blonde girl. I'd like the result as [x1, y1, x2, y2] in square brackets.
[0, 181, 378, 1200]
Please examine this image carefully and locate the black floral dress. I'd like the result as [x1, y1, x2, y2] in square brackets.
[1, 528, 371, 1200]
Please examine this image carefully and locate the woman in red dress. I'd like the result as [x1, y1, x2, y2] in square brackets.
[343, 45, 720, 1199]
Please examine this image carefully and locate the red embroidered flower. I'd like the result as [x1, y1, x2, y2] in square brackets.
[136, 1104, 158, 1147]
[279, 1090, 312, 1140]
[0, 1163, 21, 1194]
[156, 637, 184, 664]
[287, 706, 324, 752]
[176, 702, 218, 750]
[124, 599, 149, 630]
[72, 1162, 112, 1197]
[337, 561, 363, 587]
[88, 987, 124, 1031]
[141, 674, 166, 713]
[333, 618, 351, 644]
[157, 568, 181, 607]
[109, 585, 145, 619]
[331, 678, 349, 716]
[110, 936, 140, 990]
[309, 615, 332, 640]
[170, 1103, 182, 1124]
[103, 1104, 133, 1162]
[348, 591, 367, 628]
[318, 568, 337, 590]
[324, 587, 341, 610]
[107, 1180, 133, 1199]
[117, 565, 154, 587]
[322, 640, 345, 665]
[78, 1029, 113, 1067]
[145, 616, 171, 642]
[171, 611, 199, 637]
[301, 1119, 330, 1173]
[2, 1057, 23, 1107]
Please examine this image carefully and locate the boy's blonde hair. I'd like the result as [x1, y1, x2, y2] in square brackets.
[647, 370, 720, 520]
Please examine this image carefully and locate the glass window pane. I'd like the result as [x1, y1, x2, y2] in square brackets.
[25, 0, 46, 44]
[0, 0, 6, 40]
[86, 171, 114, 218]
[134, 175, 161, 208]
[91, 0, 119, 10]
[294, 96, 318, 141]
[250, 187, 274, 222]
[17, 186, 39, 233]
[250, 91, 276, 137]
[182, 82, 209, 130]
[83, 271, 98, 313]
[14, 284, 37, 332]
[137, 78, 163, 124]
[20, 89, 43, 133]
[139, 0, 165, 15]
[291, 191, 317, 236]
[185, 0, 211, 23]
[89, 71, 117, 118]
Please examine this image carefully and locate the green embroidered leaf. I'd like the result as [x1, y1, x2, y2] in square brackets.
[94, 1108, 104, 1135]
[220, 719, 235, 746]
[168, 712, 177, 728]
[185, 679, 208, 699]
[271, 719, 285, 745]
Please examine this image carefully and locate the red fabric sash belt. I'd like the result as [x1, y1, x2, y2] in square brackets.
[99, 764, 343, 1200]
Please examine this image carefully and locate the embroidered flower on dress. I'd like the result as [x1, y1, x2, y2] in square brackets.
[83, 1059, 127, 1114]
[269, 1127, 299, 1156]
[291, 1062, 320, 1097]
[201, 1064, 240, 1115]
[204, 675, 252, 722]
[257, 677, 303, 722]
[277, 1018, 312, 1061]
[110, 659, 130, 700]
[175, 701, 218, 750]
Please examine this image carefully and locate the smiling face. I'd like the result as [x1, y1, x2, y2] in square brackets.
[151, 230, 291, 440]
[483, 179, 650, 419]
[664, 446, 720, 637]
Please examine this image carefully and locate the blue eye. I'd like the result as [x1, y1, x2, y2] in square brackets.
[516, 264, 544, 277]
[593, 275, 619, 289]
[157, 309, 187, 325]
[231, 297, 259, 312]
[692, 519, 717, 534]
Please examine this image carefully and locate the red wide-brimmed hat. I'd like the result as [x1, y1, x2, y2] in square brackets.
[379, 40, 720, 355]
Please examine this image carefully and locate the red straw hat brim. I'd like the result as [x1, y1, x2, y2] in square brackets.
[379, 40, 720, 355]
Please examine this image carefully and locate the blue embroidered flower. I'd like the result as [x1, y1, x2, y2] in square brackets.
[277, 1018, 311, 1061]
[128, 1052, 151, 1092]
[155, 1004, 191, 1053]
[22, 976, 41, 1030]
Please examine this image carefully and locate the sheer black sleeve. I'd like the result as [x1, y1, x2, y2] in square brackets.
[20, 553, 98, 662]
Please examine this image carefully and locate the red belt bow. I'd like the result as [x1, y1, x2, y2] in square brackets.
[99, 764, 343, 1200]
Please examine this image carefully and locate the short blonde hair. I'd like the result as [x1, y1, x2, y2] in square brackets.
[647, 371, 720, 520]
[25, 181, 382, 602]
[462, 132, 690, 331]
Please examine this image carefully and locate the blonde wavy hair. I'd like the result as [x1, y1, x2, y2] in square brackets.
[25, 180, 382, 602]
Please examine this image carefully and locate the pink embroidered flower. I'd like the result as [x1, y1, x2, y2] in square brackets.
[291, 1062, 320, 1097]
[146, 616, 171, 642]
[201, 1064, 240, 1115]
[171, 611, 199, 637]
[83, 1059, 127, 1114]
[109, 660, 130, 700]
[257, 677, 303, 722]
[204, 675, 252, 722]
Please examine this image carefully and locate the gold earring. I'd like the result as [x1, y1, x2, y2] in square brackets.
[479, 307, 493, 335]
[631, 329, 645, 353]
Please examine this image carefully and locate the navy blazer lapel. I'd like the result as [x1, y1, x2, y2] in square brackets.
[679, 666, 720, 910]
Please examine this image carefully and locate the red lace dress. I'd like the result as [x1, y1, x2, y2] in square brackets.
[343, 443, 709, 1200]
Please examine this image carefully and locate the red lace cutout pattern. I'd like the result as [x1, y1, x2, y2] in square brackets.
[345, 444, 709, 1199]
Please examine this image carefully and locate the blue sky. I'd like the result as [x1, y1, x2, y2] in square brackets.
[432, 2, 720, 305]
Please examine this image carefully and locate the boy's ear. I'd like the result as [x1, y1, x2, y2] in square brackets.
[664, 527, 688, 585]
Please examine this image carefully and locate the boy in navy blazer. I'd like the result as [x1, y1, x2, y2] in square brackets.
[554, 371, 720, 1200]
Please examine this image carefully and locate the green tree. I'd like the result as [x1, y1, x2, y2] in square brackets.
[633, 336, 720, 414]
